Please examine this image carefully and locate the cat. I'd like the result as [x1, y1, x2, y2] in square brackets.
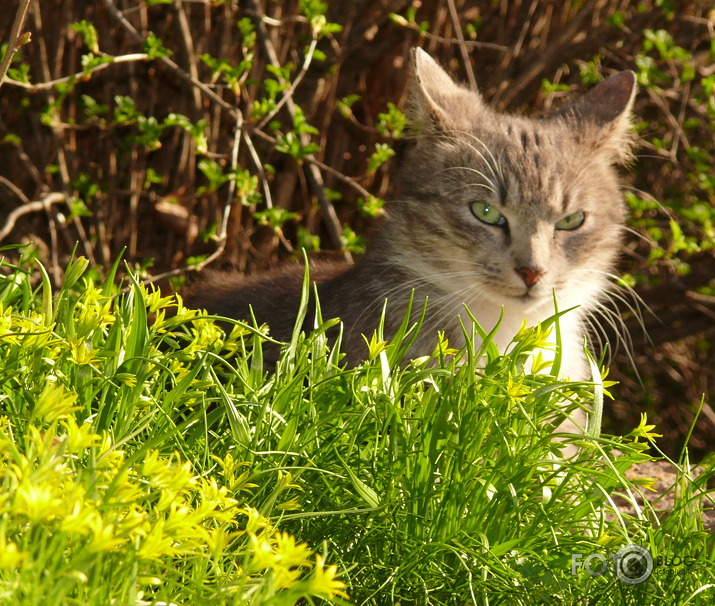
[185, 48, 636, 387]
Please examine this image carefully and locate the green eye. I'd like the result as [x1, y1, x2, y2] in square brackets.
[470, 202, 506, 226]
[555, 211, 585, 231]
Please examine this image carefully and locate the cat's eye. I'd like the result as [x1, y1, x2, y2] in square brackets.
[470, 202, 506, 226]
[555, 211, 586, 231]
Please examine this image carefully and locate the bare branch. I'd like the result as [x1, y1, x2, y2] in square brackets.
[446, 0, 477, 91]
[0, 192, 67, 242]
[0, 0, 34, 91]
[244, 0, 351, 262]
[101, 0, 239, 117]
[3, 53, 150, 91]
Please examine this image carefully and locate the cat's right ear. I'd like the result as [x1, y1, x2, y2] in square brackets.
[407, 48, 481, 136]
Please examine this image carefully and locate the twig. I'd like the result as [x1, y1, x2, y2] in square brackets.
[0, 176, 31, 205]
[173, 0, 202, 113]
[243, 130, 274, 209]
[397, 21, 509, 53]
[142, 111, 245, 286]
[101, 0, 238, 117]
[446, 0, 477, 91]
[3, 53, 150, 91]
[308, 157, 373, 200]
[497, 0, 600, 108]
[255, 36, 318, 131]
[0, 192, 67, 242]
[244, 0, 351, 262]
[0, 0, 34, 91]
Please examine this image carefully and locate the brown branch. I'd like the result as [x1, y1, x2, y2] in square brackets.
[497, 0, 601, 108]
[101, 0, 238, 117]
[3, 53, 150, 91]
[0, 192, 67, 242]
[446, 0, 477, 91]
[0, 0, 34, 91]
[244, 0, 352, 262]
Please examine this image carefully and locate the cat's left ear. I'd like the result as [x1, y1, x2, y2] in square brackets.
[551, 71, 637, 163]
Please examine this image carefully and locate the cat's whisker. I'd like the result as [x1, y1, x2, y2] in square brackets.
[438, 166, 497, 193]
[453, 129, 506, 187]
[582, 315, 607, 361]
[620, 224, 657, 247]
[585, 304, 642, 380]
[570, 268, 654, 327]
[346, 268, 492, 344]
[621, 185, 675, 220]
[417, 284, 490, 345]
[446, 181, 498, 196]
[413, 129, 505, 193]
[565, 276, 643, 375]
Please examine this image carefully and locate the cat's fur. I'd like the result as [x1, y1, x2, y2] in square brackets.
[185, 48, 636, 382]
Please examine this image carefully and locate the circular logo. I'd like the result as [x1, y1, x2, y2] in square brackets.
[613, 544, 654, 585]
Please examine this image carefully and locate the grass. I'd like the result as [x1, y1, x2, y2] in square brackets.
[0, 249, 713, 605]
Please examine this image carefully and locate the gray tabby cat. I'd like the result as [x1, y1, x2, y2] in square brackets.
[186, 48, 636, 383]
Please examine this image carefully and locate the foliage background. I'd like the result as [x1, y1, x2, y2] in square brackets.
[1, 0, 714, 457]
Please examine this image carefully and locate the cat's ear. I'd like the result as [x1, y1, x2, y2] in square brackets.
[407, 47, 481, 135]
[552, 71, 638, 163]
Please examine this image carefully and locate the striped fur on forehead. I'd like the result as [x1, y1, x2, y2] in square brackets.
[428, 121, 581, 219]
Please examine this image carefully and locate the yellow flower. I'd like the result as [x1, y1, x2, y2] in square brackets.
[249, 532, 277, 570]
[364, 332, 388, 359]
[273, 565, 303, 590]
[205, 527, 235, 557]
[87, 515, 126, 553]
[194, 477, 238, 523]
[630, 413, 662, 442]
[67, 338, 100, 366]
[74, 281, 115, 337]
[0, 536, 25, 569]
[431, 332, 458, 357]
[512, 320, 552, 350]
[505, 374, 530, 401]
[31, 381, 79, 424]
[273, 532, 313, 568]
[60, 417, 100, 453]
[145, 289, 177, 314]
[60, 498, 100, 536]
[13, 480, 63, 523]
[308, 553, 348, 599]
[277, 497, 301, 511]
[241, 506, 271, 535]
[137, 519, 174, 561]
[142, 450, 195, 494]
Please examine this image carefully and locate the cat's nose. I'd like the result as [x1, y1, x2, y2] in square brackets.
[515, 267, 545, 288]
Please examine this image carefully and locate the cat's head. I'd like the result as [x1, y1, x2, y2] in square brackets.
[387, 48, 637, 314]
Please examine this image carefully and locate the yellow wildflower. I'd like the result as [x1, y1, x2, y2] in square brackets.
[13, 480, 63, 523]
[31, 381, 79, 424]
[60, 416, 100, 453]
[0, 536, 25, 569]
[308, 553, 349, 599]
[630, 413, 663, 442]
[241, 506, 271, 535]
[273, 532, 313, 568]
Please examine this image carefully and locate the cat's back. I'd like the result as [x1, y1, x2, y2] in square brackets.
[183, 261, 349, 341]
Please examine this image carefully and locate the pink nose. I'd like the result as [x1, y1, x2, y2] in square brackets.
[515, 267, 545, 288]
